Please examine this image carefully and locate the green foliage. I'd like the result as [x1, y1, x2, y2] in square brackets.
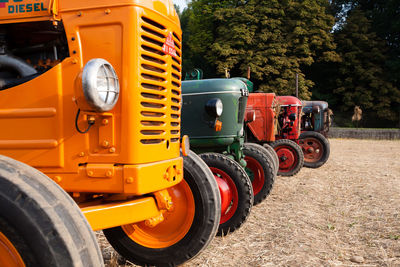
[310, 2, 400, 123]
[180, 0, 400, 126]
[334, 9, 399, 117]
[183, 0, 338, 99]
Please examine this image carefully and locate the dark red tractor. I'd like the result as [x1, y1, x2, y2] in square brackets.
[245, 93, 304, 176]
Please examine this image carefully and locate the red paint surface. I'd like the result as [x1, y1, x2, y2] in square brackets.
[246, 93, 277, 142]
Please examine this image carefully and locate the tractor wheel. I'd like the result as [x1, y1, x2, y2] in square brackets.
[200, 153, 253, 236]
[243, 143, 275, 205]
[299, 131, 330, 168]
[103, 150, 220, 266]
[270, 139, 304, 177]
[0, 155, 103, 267]
[262, 143, 279, 175]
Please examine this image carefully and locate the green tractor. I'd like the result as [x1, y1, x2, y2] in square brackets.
[181, 78, 277, 235]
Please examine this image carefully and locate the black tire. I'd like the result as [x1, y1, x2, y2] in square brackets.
[270, 139, 304, 177]
[262, 143, 279, 176]
[0, 155, 103, 267]
[242, 143, 276, 205]
[200, 153, 253, 236]
[299, 131, 330, 168]
[103, 150, 220, 267]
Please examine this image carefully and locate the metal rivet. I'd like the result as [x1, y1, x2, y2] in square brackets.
[54, 176, 62, 183]
[106, 171, 113, 177]
[126, 177, 134, 184]
[102, 119, 109, 125]
[88, 171, 93, 177]
[164, 172, 169, 180]
[79, 152, 85, 157]
[102, 140, 110, 148]
[105, 9, 111, 14]
[109, 147, 116, 153]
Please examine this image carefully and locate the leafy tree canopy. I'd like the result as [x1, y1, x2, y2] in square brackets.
[182, 0, 338, 99]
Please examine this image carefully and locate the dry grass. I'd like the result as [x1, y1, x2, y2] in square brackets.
[100, 139, 400, 267]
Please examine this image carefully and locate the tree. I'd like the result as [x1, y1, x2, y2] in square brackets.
[322, 8, 400, 120]
[184, 0, 338, 98]
[331, 0, 400, 89]
[182, 0, 236, 78]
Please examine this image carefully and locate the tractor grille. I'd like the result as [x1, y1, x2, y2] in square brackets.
[139, 16, 182, 145]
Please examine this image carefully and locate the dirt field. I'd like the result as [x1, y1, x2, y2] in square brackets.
[100, 139, 400, 267]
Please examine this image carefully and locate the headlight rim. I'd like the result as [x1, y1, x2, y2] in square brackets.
[82, 58, 120, 112]
[205, 98, 224, 117]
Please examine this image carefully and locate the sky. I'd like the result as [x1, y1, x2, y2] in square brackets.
[173, 0, 188, 10]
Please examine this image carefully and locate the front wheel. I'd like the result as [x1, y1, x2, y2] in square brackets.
[270, 139, 304, 177]
[243, 143, 276, 205]
[298, 131, 330, 168]
[103, 151, 220, 266]
[0, 155, 103, 267]
[200, 153, 253, 236]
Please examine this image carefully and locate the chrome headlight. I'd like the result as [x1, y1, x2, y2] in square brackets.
[82, 58, 120, 112]
[205, 98, 223, 117]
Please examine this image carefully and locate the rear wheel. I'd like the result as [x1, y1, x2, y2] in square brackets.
[262, 143, 279, 175]
[270, 139, 304, 176]
[243, 143, 275, 205]
[103, 150, 220, 266]
[200, 153, 253, 236]
[0, 155, 103, 267]
[299, 131, 330, 168]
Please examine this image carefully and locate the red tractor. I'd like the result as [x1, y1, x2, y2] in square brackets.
[245, 93, 304, 176]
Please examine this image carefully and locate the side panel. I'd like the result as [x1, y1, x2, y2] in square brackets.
[0, 64, 64, 168]
[246, 93, 276, 142]
[182, 92, 243, 139]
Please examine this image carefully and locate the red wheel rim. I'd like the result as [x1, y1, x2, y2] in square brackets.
[299, 137, 323, 163]
[214, 176, 232, 216]
[209, 167, 238, 224]
[244, 156, 265, 195]
[274, 145, 298, 173]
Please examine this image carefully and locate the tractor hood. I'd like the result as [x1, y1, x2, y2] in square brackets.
[181, 79, 249, 149]
[0, 0, 180, 27]
[182, 78, 248, 95]
[302, 100, 329, 111]
[232, 77, 254, 93]
[276, 96, 302, 106]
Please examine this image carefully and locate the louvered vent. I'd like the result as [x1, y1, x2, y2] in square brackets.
[140, 16, 182, 145]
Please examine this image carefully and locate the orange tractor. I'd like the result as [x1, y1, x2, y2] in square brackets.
[0, 1, 221, 266]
